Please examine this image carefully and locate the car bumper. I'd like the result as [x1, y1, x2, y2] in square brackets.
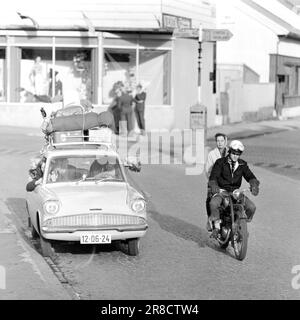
[42, 227, 148, 241]
[41, 213, 148, 241]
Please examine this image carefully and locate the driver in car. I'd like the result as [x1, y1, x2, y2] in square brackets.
[88, 159, 118, 179]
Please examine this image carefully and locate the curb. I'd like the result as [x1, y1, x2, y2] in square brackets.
[0, 199, 73, 300]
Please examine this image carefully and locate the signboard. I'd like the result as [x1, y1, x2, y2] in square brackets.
[202, 29, 233, 42]
[190, 105, 206, 129]
[173, 28, 199, 38]
[162, 13, 192, 30]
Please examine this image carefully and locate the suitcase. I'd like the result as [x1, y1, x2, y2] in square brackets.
[52, 130, 84, 143]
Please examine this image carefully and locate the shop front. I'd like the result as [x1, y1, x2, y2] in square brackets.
[0, 30, 199, 130]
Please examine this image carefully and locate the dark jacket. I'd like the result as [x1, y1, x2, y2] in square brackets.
[134, 92, 146, 111]
[118, 92, 133, 114]
[209, 156, 257, 192]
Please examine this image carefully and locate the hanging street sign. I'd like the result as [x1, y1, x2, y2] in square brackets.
[173, 28, 199, 38]
[202, 29, 233, 41]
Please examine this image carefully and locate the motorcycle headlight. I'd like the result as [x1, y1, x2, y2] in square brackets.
[131, 198, 146, 213]
[43, 200, 60, 215]
[232, 189, 241, 200]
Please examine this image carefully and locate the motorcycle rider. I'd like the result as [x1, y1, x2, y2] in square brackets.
[208, 140, 260, 238]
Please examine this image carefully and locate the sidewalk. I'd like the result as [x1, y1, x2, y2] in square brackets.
[0, 199, 73, 300]
[206, 116, 300, 141]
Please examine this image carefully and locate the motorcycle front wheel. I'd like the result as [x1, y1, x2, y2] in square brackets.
[231, 218, 248, 261]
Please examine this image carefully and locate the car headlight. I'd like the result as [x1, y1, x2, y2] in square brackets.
[43, 200, 60, 215]
[131, 198, 146, 213]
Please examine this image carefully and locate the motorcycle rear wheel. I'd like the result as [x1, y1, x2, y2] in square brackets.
[232, 219, 248, 261]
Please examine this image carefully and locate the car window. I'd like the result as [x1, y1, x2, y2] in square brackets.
[46, 155, 124, 183]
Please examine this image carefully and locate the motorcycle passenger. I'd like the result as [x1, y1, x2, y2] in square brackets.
[208, 140, 260, 238]
[205, 133, 228, 231]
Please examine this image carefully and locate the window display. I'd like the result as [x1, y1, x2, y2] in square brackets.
[20, 48, 92, 103]
[103, 47, 171, 106]
[20, 49, 52, 103]
[103, 49, 136, 104]
[139, 49, 171, 105]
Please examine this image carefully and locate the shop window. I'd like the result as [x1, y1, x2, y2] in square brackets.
[20, 48, 52, 103]
[19, 48, 92, 103]
[139, 49, 171, 105]
[55, 48, 92, 104]
[0, 49, 5, 102]
[103, 48, 171, 105]
[103, 49, 137, 104]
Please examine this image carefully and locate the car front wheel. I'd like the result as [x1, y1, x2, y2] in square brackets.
[127, 238, 140, 256]
[40, 235, 53, 257]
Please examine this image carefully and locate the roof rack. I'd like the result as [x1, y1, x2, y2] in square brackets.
[51, 141, 116, 150]
[40, 129, 117, 156]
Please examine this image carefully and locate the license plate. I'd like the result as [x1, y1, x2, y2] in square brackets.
[80, 233, 111, 244]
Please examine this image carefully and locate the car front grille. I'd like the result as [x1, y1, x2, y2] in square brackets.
[44, 213, 145, 228]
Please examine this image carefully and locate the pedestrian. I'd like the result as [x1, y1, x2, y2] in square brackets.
[118, 86, 134, 136]
[108, 83, 122, 134]
[134, 84, 146, 135]
[205, 133, 228, 231]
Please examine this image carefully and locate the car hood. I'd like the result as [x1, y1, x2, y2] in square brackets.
[43, 183, 136, 215]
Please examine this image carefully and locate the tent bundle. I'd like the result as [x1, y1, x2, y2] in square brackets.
[43, 109, 115, 134]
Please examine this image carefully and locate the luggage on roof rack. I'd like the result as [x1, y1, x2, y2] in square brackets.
[42, 104, 115, 134]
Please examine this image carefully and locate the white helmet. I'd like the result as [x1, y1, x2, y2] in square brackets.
[229, 140, 244, 154]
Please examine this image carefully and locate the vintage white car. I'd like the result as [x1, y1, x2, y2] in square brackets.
[26, 142, 147, 257]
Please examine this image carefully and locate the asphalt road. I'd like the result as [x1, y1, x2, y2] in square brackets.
[0, 127, 300, 299]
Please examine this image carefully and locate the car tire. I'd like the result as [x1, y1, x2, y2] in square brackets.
[40, 235, 53, 257]
[127, 238, 140, 256]
[30, 219, 39, 240]
[25, 202, 39, 239]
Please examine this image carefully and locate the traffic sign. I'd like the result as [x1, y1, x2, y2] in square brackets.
[202, 29, 233, 41]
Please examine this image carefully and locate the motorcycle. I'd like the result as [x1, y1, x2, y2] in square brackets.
[213, 188, 250, 261]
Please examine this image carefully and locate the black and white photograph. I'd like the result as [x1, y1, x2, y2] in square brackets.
[0, 0, 299, 312]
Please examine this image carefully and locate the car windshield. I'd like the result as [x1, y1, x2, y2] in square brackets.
[46, 155, 125, 184]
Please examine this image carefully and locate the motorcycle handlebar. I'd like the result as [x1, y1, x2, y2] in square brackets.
[219, 188, 249, 196]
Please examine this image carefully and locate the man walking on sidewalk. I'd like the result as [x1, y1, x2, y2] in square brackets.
[118, 86, 134, 136]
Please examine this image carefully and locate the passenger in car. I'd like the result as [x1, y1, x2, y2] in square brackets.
[49, 158, 79, 182]
[26, 157, 46, 192]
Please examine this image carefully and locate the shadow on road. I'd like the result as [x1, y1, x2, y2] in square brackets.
[148, 208, 238, 259]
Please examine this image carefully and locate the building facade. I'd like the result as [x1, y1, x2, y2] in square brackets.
[216, 0, 300, 123]
[0, 0, 217, 129]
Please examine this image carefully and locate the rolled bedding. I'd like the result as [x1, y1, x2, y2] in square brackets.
[45, 111, 115, 133]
